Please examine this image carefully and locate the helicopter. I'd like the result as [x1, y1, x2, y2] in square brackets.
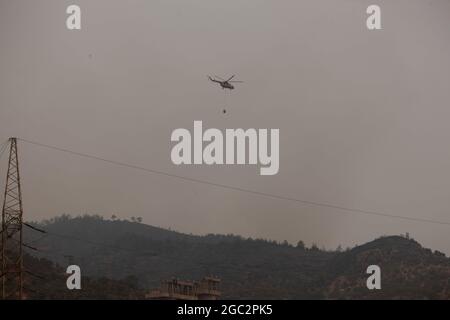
[208, 75, 243, 90]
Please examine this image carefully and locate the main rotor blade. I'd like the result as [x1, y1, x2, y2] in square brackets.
[226, 75, 235, 82]
[229, 80, 243, 83]
[214, 75, 225, 81]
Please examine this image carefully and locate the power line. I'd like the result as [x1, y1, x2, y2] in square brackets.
[17, 138, 450, 226]
[23, 222, 46, 233]
[0, 140, 9, 161]
[25, 270, 46, 281]
[27, 234, 49, 245]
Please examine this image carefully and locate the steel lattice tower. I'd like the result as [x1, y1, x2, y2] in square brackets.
[1, 138, 24, 300]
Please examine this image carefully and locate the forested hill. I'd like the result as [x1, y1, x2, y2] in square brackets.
[23, 253, 144, 299]
[24, 215, 450, 299]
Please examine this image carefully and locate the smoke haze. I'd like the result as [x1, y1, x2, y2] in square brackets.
[1, 0, 450, 253]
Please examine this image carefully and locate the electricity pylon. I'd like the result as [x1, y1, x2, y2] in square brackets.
[1, 138, 24, 299]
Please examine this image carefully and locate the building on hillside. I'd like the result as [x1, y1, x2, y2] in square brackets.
[146, 276, 221, 300]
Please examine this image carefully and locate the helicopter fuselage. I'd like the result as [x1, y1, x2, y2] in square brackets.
[209, 76, 239, 90]
[220, 82, 234, 90]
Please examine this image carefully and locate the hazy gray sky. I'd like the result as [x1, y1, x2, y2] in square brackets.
[1, 0, 450, 254]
